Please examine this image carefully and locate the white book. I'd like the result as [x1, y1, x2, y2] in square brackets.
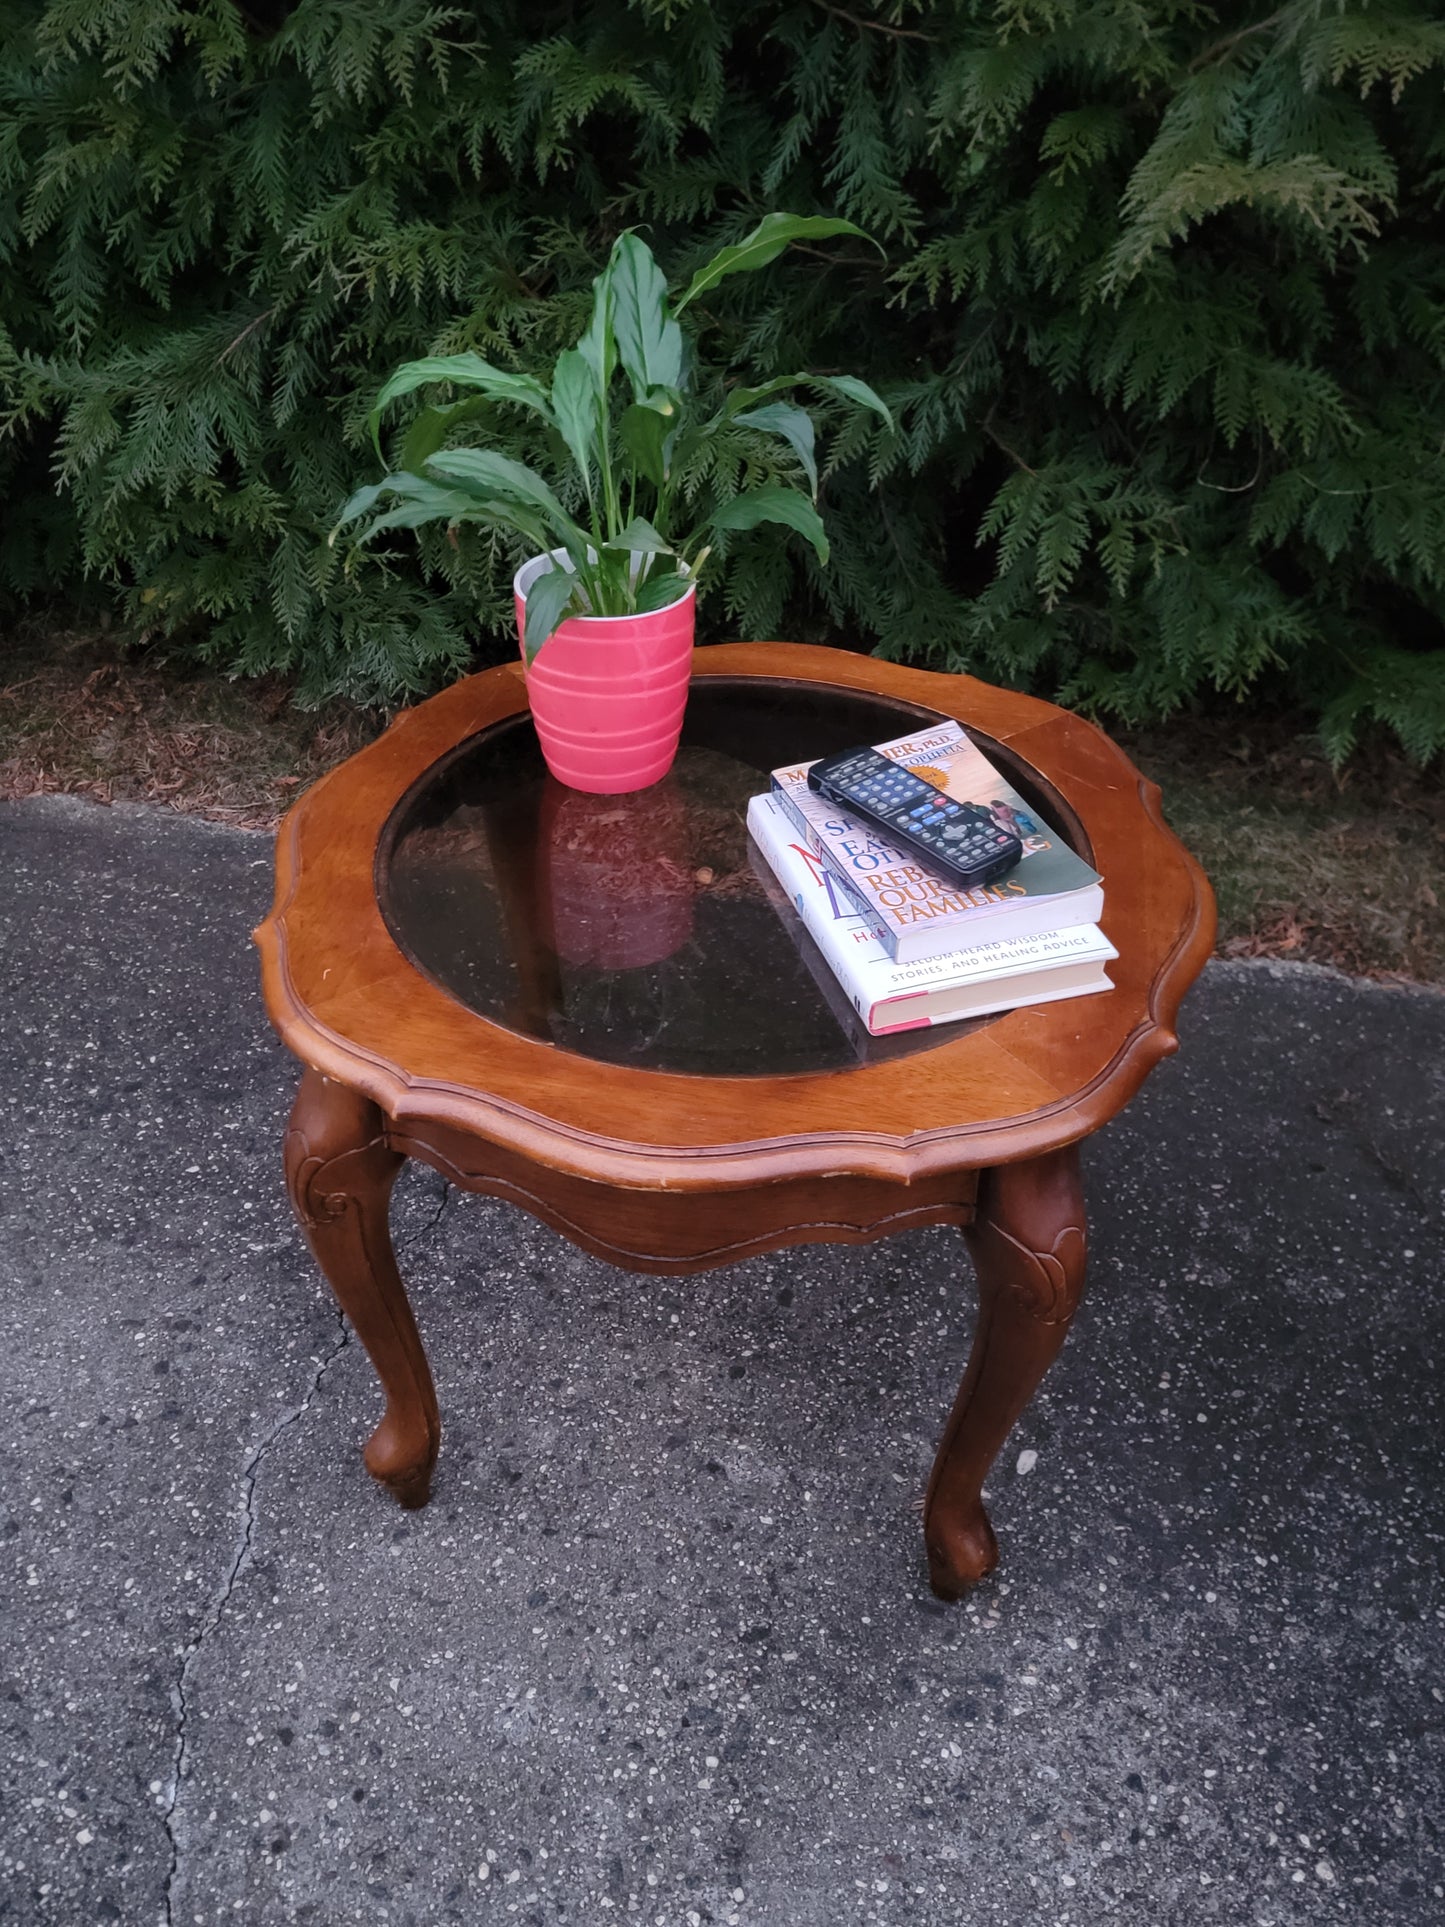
[748, 792, 1115, 1035]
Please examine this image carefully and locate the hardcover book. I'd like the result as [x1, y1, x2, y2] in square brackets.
[770, 720, 1104, 963]
[747, 793, 1115, 1034]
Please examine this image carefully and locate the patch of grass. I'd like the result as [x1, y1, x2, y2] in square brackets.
[1121, 717, 1444, 986]
[3, 621, 1441, 984]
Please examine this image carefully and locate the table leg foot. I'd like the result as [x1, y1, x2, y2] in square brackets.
[925, 1504, 999, 1601]
[284, 1069, 440, 1507]
[923, 1146, 1087, 1596]
[363, 1413, 436, 1509]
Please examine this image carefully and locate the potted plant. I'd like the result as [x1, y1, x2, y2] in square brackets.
[335, 213, 891, 794]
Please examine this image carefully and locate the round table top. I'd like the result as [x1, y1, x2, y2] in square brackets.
[256, 644, 1214, 1186]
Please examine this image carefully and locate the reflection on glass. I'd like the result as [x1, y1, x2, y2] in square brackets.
[538, 777, 695, 971]
[376, 678, 1073, 1075]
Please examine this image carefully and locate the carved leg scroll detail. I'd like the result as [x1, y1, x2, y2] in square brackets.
[924, 1145, 1087, 1598]
[283, 1069, 440, 1507]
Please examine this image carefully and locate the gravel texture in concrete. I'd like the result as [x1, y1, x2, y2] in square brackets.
[1, 794, 1442, 1927]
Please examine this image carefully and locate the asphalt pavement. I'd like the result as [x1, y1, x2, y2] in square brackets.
[1, 793, 1442, 1927]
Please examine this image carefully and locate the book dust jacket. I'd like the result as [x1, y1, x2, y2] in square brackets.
[772, 721, 1102, 956]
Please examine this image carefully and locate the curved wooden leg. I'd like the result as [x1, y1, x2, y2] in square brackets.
[283, 1069, 440, 1507]
[924, 1145, 1087, 1598]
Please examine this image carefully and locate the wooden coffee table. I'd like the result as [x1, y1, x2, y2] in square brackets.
[255, 643, 1213, 1597]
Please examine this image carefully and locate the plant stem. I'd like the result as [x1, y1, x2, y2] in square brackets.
[599, 412, 619, 539]
[596, 310, 621, 543]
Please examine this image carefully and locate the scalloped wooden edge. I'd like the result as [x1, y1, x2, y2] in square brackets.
[255, 645, 1215, 1188]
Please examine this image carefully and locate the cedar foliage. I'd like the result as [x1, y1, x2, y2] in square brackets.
[2, 0, 1444, 759]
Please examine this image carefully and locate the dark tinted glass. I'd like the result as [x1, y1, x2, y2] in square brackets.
[376, 676, 1073, 1075]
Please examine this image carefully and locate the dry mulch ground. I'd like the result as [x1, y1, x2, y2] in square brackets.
[3, 623, 1441, 985]
[0, 625, 378, 831]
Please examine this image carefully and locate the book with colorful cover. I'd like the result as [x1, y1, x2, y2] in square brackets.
[769, 720, 1104, 963]
[747, 793, 1115, 1034]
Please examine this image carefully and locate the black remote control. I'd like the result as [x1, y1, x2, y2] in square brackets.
[806, 745, 1023, 890]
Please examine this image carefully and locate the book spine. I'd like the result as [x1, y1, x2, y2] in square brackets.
[772, 772, 961, 960]
[812, 843, 905, 959]
[749, 798, 889, 1028]
[767, 772, 814, 844]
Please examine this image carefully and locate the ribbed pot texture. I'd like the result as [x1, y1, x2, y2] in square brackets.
[514, 551, 696, 794]
[537, 778, 695, 970]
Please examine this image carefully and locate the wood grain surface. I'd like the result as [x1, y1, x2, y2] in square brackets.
[256, 645, 1215, 1188]
[256, 646, 1214, 1590]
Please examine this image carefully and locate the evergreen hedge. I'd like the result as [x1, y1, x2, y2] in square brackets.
[3, 1, 1444, 759]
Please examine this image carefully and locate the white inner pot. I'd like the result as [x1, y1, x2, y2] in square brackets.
[513, 547, 693, 622]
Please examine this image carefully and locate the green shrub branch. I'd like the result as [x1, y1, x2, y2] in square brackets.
[1, 0, 1443, 758]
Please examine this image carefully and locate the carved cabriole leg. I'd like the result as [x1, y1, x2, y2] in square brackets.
[923, 1145, 1087, 1599]
[283, 1069, 440, 1507]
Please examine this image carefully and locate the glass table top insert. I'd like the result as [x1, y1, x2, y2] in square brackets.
[376, 675, 1077, 1076]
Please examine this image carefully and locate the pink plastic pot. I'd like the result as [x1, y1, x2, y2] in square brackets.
[514, 551, 696, 794]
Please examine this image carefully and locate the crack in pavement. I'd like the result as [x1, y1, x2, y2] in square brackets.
[399, 1177, 454, 1251]
[1314, 1086, 1441, 1226]
[157, 1312, 351, 1926]
[156, 1183, 455, 1921]
[1359, 1130, 1441, 1227]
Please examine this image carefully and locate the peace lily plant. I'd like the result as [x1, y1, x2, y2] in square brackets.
[335, 213, 891, 661]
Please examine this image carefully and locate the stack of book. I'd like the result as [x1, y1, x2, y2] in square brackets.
[747, 719, 1115, 1036]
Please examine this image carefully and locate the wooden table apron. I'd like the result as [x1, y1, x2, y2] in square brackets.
[255, 643, 1215, 1597]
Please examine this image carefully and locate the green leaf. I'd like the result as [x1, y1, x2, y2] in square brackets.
[619, 400, 668, 489]
[577, 257, 615, 395]
[333, 479, 390, 533]
[398, 396, 492, 476]
[450, 499, 555, 552]
[399, 407, 450, 476]
[610, 232, 684, 398]
[551, 349, 598, 486]
[673, 213, 878, 314]
[356, 492, 482, 541]
[424, 448, 575, 532]
[331, 471, 470, 541]
[424, 448, 595, 574]
[733, 402, 818, 496]
[522, 562, 583, 664]
[591, 547, 633, 611]
[581, 551, 628, 608]
[707, 486, 829, 564]
[633, 569, 692, 613]
[809, 373, 893, 430]
[724, 375, 801, 414]
[726, 372, 893, 432]
[368, 354, 552, 459]
[603, 516, 672, 556]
